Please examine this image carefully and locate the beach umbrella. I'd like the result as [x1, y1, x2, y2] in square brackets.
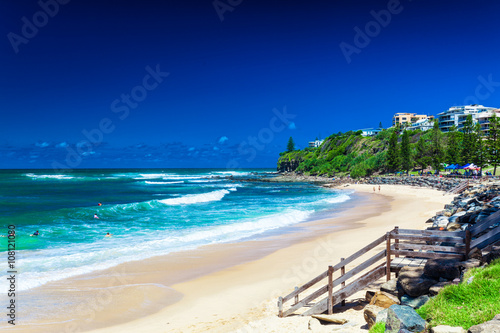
[464, 163, 478, 170]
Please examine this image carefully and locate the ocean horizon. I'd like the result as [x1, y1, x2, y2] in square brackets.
[0, 168, 352, 294]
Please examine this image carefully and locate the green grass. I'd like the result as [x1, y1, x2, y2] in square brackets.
[369, 322, 385, 333]
[416, 259, 500, 329]
[482, 165, 500, 175]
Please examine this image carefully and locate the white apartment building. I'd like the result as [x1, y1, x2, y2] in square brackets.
[410, 118, 434, 131]
[437, 105, 497, 132]
[359, 128, 382, 137]
[308, 139, 324, 148]
[476, 109, 500, 135]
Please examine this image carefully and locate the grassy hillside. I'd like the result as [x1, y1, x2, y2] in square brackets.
[277, 128, 435, 178]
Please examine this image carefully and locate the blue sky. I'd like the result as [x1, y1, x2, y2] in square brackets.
[1, 0, 500, 169]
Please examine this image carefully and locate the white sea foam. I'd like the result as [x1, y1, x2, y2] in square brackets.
[135, 173, 170, 179]
[158, 189, 231, 205]
[187, 179, 220, 183]
[209, 171, 252, 176]
[24, 173, 75, 180]
[323, 193, 351, 204]
[145, 181, 184, 185]
[178, 209, 312, 244]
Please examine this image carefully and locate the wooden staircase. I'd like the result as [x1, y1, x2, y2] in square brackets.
[278, 211, 500, 317]
[445, 180, 469, 195]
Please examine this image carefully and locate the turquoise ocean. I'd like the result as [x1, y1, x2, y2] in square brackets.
[0, 169, 352, 293]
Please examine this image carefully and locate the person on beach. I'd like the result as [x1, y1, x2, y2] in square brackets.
[373, 186, 376, 193]
[94, 214, 99, 219]
[378, 185, 381, 192]
[105, 232, 112, 237]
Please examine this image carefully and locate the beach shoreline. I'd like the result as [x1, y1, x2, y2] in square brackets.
[9, 184, 453, 333]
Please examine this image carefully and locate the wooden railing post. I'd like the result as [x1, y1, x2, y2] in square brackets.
[386, 232, 391, 281]
[294, 287, 299, 305]
[278, 297, 283, 317]
[327, 265, 333, 315]
[394, 226, 399, 258]
[465, 230, 471, 257]
[340, 259, 346, 307]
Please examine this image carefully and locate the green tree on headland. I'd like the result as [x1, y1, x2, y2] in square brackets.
[461, 115, 476, 165]
[430, 120, 444, 171]
[286, 137, 295, 152]
[387, 129, 399, 172]
[400, 130, 412, 173]
[415, 136, 430, 171]
[473, 122, 487, 169]
[446, 126, 462, 165]
[487, 114, 500, 175]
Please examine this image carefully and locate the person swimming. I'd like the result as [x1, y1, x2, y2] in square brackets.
[2, 230, 15, 237]
[98, 202, 102, 206]
[105, 232, 112, 237]
[31, 230, 39, 236]
[94, 214, 99, 219]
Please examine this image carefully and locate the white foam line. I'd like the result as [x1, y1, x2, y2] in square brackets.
[158, 189, 231, 205]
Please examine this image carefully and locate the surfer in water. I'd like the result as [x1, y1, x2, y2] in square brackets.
[2, 230, 15, 237]
[94, 214, 99, 219]
[31, 230, 39, 236]
[105, 232, 112, 237]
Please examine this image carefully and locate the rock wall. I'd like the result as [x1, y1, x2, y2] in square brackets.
[356, 176, 463, 192]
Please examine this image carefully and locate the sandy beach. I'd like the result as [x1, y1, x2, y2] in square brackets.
[10, 184, 453, 333]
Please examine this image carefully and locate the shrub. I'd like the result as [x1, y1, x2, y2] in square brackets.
[350, 162, 368, 178]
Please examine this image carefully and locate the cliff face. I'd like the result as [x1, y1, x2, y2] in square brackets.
[277, 131, 392, 177]
[277, 159, 301, 172]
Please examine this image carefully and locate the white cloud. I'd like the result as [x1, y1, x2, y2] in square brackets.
[56, 142, 69, 148]
[218, 136, 229, 144]
[35, 142, 50, 148]
[288, 122, 296, 130]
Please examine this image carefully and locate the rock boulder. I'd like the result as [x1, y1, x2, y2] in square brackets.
[400, 295, 430, 309]
[369, 291, 400, 308]
[381, 278, 404, 298]
[398, 266, 438, 297]
[364, 304, 385, 328]
[468, 314, 500, 333]
[431, 325, 466, 333]
[385, 305, 426, 333]
[424, 259, 461, 280]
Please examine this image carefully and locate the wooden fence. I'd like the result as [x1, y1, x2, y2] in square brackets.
[278, 211, 500, 317]
[444, 180, 469, 195]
